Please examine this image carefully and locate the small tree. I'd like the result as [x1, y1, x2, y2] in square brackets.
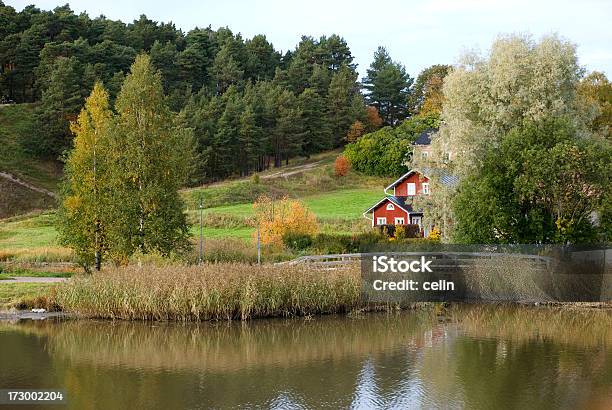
[365, 106, 383, 132]
[345, 120, 365, 143]
[253, 195, 318, 248]
[334, 155, 350, 177]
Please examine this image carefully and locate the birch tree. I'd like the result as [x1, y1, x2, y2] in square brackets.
[110, 54, 194, 260]
[58, 82, 113, 270]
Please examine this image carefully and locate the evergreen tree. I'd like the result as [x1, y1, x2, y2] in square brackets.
[213, 87, 243, 177]
[211, 44, 244, 95]
[318, 34, 355, 72]
[308, 64, 331, 96]
[298, 88, 331, 156]
[149, 40, 179, 93]
[362, 46, 413, 125]
[273, 90, 304, 166]
[28, 56, 84, 157]
[327, 65, 360, 146]
[239, 105, 264, 174]
[245, 34, 280, 81]
[111, 54, 193, 258]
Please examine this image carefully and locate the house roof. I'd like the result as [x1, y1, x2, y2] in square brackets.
[413, 128, 437, 145]
[421, 167, 460, 187]
[364, 196, 415, 214]
[385, 170, 421, 191]
[385, 168, 458, 191]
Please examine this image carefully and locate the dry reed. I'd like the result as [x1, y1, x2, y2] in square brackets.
[56, 262, 362, 321]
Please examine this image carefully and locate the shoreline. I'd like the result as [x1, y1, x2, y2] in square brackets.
[2, 301, 610, 323]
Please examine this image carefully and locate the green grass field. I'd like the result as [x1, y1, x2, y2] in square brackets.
[0, 282, 57, 309]
[199, 188, 382, 220]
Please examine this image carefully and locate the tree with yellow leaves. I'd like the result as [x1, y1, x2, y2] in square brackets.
[57, 82, 114, 270]
[253, 195, 318, 248]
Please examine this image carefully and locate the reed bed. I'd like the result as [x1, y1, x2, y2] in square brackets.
[56, 263, 362, 321]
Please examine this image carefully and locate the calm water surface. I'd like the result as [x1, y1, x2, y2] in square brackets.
[0, 305, 610, 409]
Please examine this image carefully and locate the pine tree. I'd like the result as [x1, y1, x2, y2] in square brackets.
[298, 87, 331, 156]
[211, 44, 244, 95]
[273, 90, 304, 166]
[362, 46, 413, 125]
[213, 88, 243, 177]
[308, 64, 331, 96]
[239, 105, 263, 174]
[111, 54, 193, 259]
[29, 56, 84, 157]
[57, 82, 113, 270]
[327, 65, 360, 146]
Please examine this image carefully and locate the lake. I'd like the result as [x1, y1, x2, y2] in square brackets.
[0, 305, 610, 409]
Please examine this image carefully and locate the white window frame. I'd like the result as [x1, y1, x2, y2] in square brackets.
[421, 151, 428, 159]
[411, 216, 422, 227]
[386, 203, 395, 210]
[422, 183, 430, 195]
[407, 183, 416, 196]
[376, 217, 387, 225]
[394, 217, 405, 225]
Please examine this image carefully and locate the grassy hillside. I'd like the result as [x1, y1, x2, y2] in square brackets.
[0, 104, 62, 191]
[0, 104, 62, 218]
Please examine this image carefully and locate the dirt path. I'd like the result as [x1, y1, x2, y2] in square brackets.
[0, 171, 58, 199]
[0, 277, 67, 283]
[261, 161, 324, 179]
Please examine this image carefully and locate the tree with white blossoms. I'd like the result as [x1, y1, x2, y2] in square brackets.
[411, 34, 609, 242]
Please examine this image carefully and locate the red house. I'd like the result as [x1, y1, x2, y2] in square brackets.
[364, 170, 429, 235]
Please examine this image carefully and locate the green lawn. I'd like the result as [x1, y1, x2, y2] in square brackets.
[0, 269, 73, 280]
[201, 188, 383, 220]
[189, 225, 254, 240]
[0, 213, 60, 249]
[0, 282, 56, 309]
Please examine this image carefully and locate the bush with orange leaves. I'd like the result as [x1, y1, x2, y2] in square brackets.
[253, 195, 319, 247]
[334, 155, 350, 177]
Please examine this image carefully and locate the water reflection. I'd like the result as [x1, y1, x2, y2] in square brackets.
[0, 305, 610, 409]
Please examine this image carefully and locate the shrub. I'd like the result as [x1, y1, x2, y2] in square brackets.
[428, 227, 441, 241]
[378, 224, 395, 238]
[404, 224, 421, 238]
[334, 155, 350, 177]
[395, 225, 407, 240]
[311, 232, 383, 254]
[253, 195, 319, 248]
[282, 232, 313, 251]
[346, 120, 365, 143]
[343, 115, 440, 177]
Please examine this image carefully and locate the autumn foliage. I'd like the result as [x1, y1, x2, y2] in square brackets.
[365, 105, 383, 131]
[334, 155, 350, 177]
[253, 195, 319, 247]
[346, 120, 365, 142]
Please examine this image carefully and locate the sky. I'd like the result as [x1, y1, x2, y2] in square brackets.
[6, 0, 612, 77]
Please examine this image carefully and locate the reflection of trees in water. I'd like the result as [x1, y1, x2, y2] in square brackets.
[1, 305, 610, 409]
